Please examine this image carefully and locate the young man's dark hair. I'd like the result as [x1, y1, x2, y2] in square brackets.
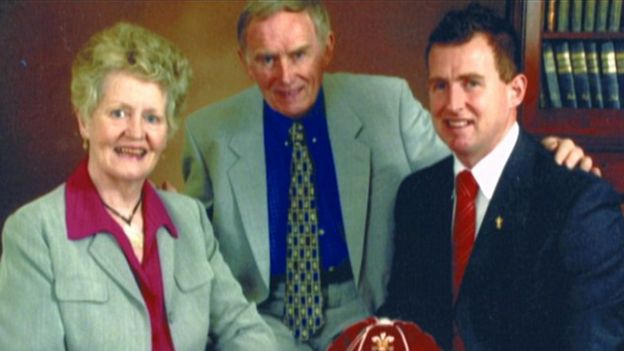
[425, 3, 521, 82]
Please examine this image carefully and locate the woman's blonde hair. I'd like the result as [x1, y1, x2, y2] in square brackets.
[71, 22, 192, 138]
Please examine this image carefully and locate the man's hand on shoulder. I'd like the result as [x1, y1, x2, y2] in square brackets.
[542, 136, 602, 177]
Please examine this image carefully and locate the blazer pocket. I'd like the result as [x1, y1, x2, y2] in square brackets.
[55, 277, 108, 303]
[174, 261, 214, 292]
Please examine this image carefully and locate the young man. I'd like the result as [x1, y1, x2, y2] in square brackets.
[183, 1, 598, 350]
[380, 4, 624, 350]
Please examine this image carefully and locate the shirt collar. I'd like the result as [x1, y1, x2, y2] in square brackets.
[263, 88, 326, 142]
[454, 122, 519, 200]
[143, 180, 178, 239]
[66, 158, 178, 240]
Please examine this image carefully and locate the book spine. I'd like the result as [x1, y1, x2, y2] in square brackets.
[600, 41, 620, 108]
[557, 0, 571, 32]
[609, 0, 623, 31]
[546, 0, 557, 31]
[584, 0, 597, 31]
[614, 41, 624, 107]
[539, 88, 548, 108]
[555, 41, 578, 108]
[540, 64, 551, 108]
[542, 41, 563, 108]
[570, 41, 592, 108]
[571, 0, 584, 32]
[586, 41, 605, 108]
[596, 0, 610, 32]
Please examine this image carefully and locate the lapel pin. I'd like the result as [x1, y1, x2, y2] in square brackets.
[495, 216, 503, 230]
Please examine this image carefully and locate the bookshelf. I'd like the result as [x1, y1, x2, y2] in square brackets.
[511, 0, 624, 195]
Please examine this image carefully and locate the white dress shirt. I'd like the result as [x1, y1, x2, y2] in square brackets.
[453, 122, 519, 236]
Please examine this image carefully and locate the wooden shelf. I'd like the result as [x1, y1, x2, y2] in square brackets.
[512, 0, 624, 195]
[542, 32, 624, 40]
[524, 109, 624, 151]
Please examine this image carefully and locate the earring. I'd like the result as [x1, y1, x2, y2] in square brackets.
[82, 139, 89, 150]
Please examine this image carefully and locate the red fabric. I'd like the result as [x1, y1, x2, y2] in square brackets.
[328, 317, 441, 351]
[66, 158, 177, 351]
[451, 170, 478, 351]
[452, 170, 478, 301]
[452, 323, 465, 351]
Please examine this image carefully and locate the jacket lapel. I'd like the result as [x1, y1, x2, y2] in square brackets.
[157, 228, 176, 310]
[429, 159, 456, 349]
[324, 78, 371, 287]
[89, 234, 143, 304]
[226, 79, 374, 289]
[227, 87, 271, 289]
[459, 132, 534, 302]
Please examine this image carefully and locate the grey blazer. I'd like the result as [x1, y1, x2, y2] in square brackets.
[182, 72, 449, 312]
[0, 186, 276, 350]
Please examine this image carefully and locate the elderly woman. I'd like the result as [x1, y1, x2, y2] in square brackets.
[0, 22, 275, 350]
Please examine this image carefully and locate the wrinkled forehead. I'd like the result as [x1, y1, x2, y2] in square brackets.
[245, 10, 323, 50]
[244, 17, 323, 65]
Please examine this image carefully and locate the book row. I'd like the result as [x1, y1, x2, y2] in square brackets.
[545, 0, 623, 32]
[541, 40, 624, 109]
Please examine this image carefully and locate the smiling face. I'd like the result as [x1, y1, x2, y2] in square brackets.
[240, 10, 334, 118]
[78, 70, 168, 187]
[427, 34, 526, 167]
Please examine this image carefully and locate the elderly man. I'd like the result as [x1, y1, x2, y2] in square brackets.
[182, 1, 594, 350]
[380, 4, 624, 350]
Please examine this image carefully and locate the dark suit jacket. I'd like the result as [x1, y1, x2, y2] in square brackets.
[379, 131, 624, 350]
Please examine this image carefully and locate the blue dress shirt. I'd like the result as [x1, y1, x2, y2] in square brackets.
[264, 90, 349, 277]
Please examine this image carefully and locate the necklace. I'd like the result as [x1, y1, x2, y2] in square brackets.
[101, 195, 143, 226]
[122, 222, 144, 252]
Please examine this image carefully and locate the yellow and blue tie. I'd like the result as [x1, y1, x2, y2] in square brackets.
[284, 122, 324, 341]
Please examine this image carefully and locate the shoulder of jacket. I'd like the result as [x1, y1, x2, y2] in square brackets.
[156, 190, 201, 213]
[185, 85, 261, 126]
[3, 185, 65, 237]
[515, 135, 611, 208]
[325, 72, 407, 88]
[401, 156, 453, 189]
[9, 185, 65, 220]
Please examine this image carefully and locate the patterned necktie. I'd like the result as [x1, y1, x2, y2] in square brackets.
[284, 122, 324, 341]
[452, 170, 478, 351]
[452, 170, 478, 300]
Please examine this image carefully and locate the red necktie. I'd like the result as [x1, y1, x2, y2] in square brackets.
[452, 170, 478, 300]
[452, 170, 478, 351]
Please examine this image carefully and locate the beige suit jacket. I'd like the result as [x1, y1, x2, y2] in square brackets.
[182, 72, 449, 312]
[0, 186, 275, 350]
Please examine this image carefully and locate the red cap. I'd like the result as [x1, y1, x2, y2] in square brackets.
[327, 317, 441, 351]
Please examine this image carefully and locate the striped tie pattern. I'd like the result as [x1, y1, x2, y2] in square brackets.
[452, 170, 478, 300]
[284, 122, 324, 341]
[452, 170, 478, 351]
